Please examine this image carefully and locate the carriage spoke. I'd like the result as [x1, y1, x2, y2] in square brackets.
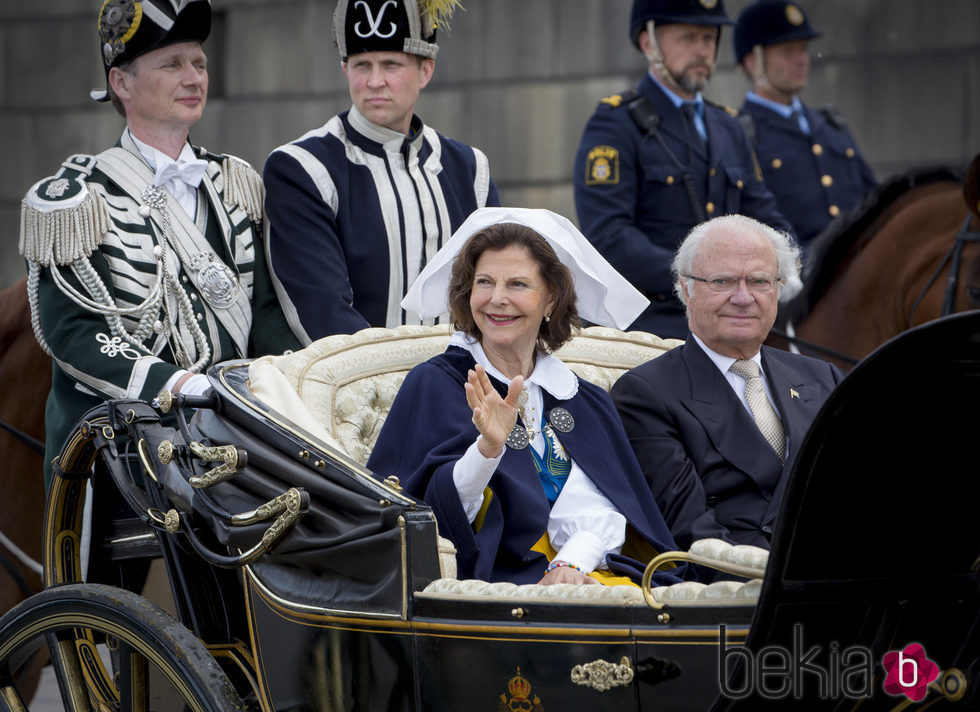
[49, 633, 94, 712]
[116, 639, 150, 712]
[0, 683, 29, 712]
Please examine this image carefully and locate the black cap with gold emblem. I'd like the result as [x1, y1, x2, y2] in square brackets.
[629, 0, 733, 48]
[333, 0, 461, 61]
[91, 0, 212, 102]
[734, 1, 821, 64]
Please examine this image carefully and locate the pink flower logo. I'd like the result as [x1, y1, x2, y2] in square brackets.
[882, 644, 940, 701]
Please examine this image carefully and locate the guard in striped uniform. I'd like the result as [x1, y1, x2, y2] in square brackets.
[263, 0, 499, 342]
[20, 0, 300, 486]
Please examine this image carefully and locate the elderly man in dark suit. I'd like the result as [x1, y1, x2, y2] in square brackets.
[611, 214, 843, 554]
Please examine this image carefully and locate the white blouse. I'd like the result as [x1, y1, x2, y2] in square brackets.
[449, 332, 625, 573]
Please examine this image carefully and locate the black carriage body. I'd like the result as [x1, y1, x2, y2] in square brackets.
[18, 316, 979, 712]
[203, 361, 753, 711]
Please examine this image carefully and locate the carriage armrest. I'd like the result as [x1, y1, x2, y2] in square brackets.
[247, 356, 347, 452]
[417, 579, 646, 606]
[648, 539, 769, 580]
[417, 577, 762, 607]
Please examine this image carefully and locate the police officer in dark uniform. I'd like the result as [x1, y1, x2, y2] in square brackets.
[574, 0, 792, 339]
[734, 1, 877, 249]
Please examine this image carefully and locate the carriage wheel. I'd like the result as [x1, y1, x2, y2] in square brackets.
[0, 583, 246, 712]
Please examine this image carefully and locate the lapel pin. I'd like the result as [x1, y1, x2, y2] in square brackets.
[790, 388, 800, 399]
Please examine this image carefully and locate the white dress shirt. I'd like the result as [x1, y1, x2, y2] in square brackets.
[449, 332, 625, 574]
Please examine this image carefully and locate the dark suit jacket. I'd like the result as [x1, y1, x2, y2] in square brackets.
[611, 337, 844, 553]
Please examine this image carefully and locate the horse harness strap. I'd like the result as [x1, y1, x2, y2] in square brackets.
[628, 95, 708, 223]
[908, 213, 980, 324]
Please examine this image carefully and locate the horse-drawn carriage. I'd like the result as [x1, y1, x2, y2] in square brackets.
[1, 311, 977, 711]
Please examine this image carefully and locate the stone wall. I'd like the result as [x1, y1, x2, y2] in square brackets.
[1, 0, 978, 288]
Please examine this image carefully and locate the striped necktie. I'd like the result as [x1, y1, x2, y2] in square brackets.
[730, 359, 785, 462]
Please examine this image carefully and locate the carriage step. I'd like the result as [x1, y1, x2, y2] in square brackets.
[101, 517, 162, 560]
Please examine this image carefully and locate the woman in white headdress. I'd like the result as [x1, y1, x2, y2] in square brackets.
[367, 208, 685, 586]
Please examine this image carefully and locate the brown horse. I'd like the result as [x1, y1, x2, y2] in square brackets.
[774, 156, 980, 370]
[0, 276, 51, 697]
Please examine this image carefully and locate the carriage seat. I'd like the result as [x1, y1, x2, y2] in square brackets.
[247, 323, 682, 466]
[244, 324, 769, 601]
[417, 539, 767, 607]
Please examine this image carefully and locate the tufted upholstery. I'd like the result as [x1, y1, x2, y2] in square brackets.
[247, 325, 770, 605]
[418, 539, 768, 606]
[248, 324, 683, 466]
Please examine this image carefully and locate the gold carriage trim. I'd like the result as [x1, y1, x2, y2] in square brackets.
[570, 656, 635, 691]
[499, 667, 544, 712]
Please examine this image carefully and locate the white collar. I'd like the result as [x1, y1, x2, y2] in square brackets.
[128, 130, 200, 173]
[347, 105, 423, 152]
[449, 331, 579, 401]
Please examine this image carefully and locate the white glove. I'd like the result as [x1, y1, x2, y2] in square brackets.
[177, 373, 212, 397]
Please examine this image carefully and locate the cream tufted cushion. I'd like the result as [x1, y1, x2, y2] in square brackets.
[248, 324, 681, 465]
[246, 324, 680, 585]
[417, 576, 763, 607]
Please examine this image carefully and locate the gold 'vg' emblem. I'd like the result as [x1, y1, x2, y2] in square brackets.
[585, 146, 619, 186]
[699, 0, 719, 8]
[785, 4, 805, 26]
[498, 667, 544, 712]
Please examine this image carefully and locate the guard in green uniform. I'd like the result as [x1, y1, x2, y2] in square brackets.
[20, 0, 300, 486]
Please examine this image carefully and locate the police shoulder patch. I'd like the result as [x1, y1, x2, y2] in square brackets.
[705, 99, 739, 117]
[585, 146, 619, 186]
[599, 88, 638, 110]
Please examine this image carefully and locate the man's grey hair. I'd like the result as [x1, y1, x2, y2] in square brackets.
[672, 214, 803, 307]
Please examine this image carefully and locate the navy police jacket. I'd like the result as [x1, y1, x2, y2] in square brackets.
[574, 74, 792, 339]
[740, 99, 877, 247]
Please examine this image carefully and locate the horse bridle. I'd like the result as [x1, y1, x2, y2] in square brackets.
[773, 211, 980, 367]
[908, 213, 980, 323]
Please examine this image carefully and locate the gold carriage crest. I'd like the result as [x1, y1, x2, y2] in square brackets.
[785, 4, 805, 26]
[498, 667, 544, 712]
[585, 145, 619, 186]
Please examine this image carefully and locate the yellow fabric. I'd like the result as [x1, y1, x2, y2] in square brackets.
[530, 532, 638, 587]
[472, 487, 493, 533]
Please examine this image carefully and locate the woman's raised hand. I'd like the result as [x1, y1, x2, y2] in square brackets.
[465, 365, 523, 458]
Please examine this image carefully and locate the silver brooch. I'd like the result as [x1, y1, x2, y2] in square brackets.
[141, 186, 168, 210]
[506, 424, 530, 451]
[548, 408, 575, 433]
[197, 260, 240, 309]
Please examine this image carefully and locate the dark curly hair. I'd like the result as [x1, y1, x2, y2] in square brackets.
[447, 222, 580, 353]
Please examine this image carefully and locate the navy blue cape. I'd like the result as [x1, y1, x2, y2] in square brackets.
[367, 347, 687, 585]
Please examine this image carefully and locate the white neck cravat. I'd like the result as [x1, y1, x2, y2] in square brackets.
[730, 359, 785, 462]
[130, 133, 208, 218]
[152, 155, 208, 219]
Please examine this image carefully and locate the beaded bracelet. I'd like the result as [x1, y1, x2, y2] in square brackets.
[545, 561, 584, 575]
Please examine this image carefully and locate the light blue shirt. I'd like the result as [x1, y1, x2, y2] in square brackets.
[650, 71, 707, 141]
[745, 91, 811, 136]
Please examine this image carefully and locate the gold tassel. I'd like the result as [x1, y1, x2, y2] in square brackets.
[19, 189, 110, 267]
[419, 0, 463, 33]
[222, 156, 265, 224]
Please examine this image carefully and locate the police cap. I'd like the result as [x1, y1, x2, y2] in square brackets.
[92, 0, 211, 102]
[630, 0, 733, 48]
[734, 1, 821, 64]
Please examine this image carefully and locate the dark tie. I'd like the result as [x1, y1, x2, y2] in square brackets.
[791, 108, 810, 136]
[730, 359, 785, 462]
[681, 102, 706, 150]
